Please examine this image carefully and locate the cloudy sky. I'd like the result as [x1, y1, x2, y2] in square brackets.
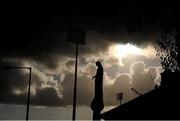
[1, 1, 176, 120]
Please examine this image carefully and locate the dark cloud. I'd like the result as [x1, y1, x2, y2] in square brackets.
[62, 61, 160, 106]
[31, 87, 63, 106]
[0, 60, 28, 96]
[65, 60, 75, 68]
[106, 64, 123, 78]
[0, 58, 160, 106]
[62, 71, 133, 106]
[122, 55, 160, 71]
[104, 61, 160, 106]
[2, 1, 172, 70]
[104, 73, 133, 106]
[0, 1, 168, 107]
[0, 59, 63, 106]
[61, 72, 93, 106]
[0, 87, 63, 107]
[131, 61, 156, 94]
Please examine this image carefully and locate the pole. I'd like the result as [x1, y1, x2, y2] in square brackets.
[26, 67, 32, 121]
[72, 41, 78, 120]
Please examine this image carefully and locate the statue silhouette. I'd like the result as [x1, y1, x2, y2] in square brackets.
[91, 61, 104, 120]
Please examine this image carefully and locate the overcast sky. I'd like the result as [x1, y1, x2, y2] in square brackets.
[1, 1, 177, 120]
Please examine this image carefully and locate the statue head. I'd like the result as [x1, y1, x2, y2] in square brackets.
[95, 61, 102, 67]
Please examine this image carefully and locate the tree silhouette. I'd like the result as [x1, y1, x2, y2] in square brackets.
[154, 6, 180, 72]
[154, 28, 179, 72]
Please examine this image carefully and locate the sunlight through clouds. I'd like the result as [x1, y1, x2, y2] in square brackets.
[108, 43, 157, 66]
